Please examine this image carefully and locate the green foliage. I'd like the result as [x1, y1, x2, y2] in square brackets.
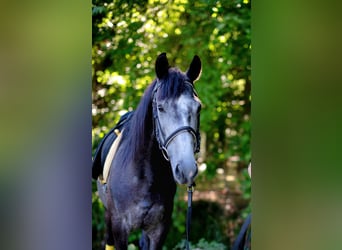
[119, 238, 227, 250]
[166, 190, 188, 247]
[173, 238, 227, 250]
[92, 0, 251, 249]
[190, 200, 228, 244]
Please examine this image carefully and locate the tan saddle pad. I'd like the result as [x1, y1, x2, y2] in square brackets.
[99, 129, 123, 184]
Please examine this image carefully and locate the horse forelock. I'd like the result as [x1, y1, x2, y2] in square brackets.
[157, 68, 194, 100]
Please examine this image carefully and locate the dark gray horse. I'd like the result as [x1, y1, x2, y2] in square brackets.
[94, 53, 202, 249]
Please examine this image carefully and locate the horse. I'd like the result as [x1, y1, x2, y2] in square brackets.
[94, 53, 202, 250]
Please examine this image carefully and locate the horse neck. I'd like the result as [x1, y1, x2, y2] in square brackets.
[122, 82, 172, 171]
[118, 117, 173, 189]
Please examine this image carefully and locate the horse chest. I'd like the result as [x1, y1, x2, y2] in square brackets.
[109, 160, 175, 230]
[123, 198, 166, 230]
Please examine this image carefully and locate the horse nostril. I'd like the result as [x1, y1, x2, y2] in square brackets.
[188, 164, 198, 182]
[175, 164, 185, 183]
[175, 164, 181, 176]
[175, 164, 180, 175]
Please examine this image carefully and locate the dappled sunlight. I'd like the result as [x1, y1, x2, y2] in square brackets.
[199, 163, 207, 172]
[226, 175, 236, 182]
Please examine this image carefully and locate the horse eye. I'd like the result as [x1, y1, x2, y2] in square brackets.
[158, 105, 165, 112]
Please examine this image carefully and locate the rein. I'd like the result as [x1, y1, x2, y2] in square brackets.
[186, 183, 195, 250]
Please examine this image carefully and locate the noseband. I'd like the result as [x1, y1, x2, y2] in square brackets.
[152, 80, 201, 161]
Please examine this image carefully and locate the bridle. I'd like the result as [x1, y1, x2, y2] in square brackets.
[152, 80, 201, 161]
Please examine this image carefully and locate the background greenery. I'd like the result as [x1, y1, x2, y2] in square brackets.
[92, 0, 251, 249]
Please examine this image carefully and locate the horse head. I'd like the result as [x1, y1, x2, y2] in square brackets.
[153, 53, 202, 185]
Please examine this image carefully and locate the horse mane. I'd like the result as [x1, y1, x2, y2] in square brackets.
[120, 67, 195, 165]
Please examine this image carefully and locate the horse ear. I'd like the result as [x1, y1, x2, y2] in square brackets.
[155, 52, 169, 79]
[186, 55, 202, 82]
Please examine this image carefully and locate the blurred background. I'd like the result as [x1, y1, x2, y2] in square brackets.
[3, 1, 341, 250]
[92, 0, 251, 249]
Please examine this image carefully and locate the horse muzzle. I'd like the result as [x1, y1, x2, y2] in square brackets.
[173, 160, 198, 185]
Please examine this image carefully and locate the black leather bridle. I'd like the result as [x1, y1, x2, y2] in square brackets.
[151, 80, 201, 161]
